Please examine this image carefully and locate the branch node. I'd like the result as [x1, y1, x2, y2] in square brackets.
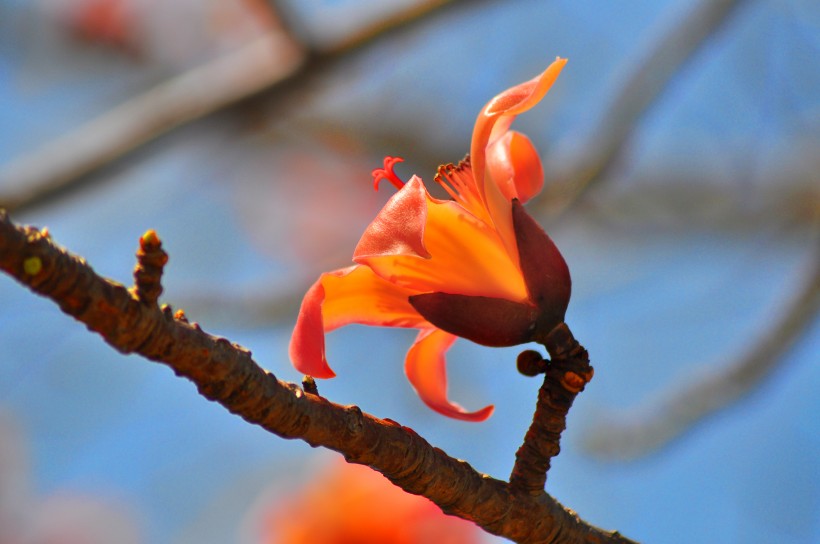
[23, 255, 43, 276]
[517, 350, 549, 376]
[509, 322, 592, 495]
[132, 229, 168, 305]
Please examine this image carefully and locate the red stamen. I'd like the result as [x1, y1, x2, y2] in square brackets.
[372, 156, 406, 191]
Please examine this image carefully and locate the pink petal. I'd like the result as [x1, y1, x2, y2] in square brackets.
[486, 131, 544, 204]
[404, 329, 494, 422]
[353, 176, 431, 260]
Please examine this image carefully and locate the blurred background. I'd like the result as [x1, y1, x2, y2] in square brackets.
[0, 0, 818, 542]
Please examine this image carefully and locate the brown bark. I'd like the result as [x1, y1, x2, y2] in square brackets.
[0, 210, 637, 544]
[510, 324, 594, 495]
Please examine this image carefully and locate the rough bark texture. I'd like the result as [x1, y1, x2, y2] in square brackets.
[510, 324, 594, 495]
[0, 210, 637, 544]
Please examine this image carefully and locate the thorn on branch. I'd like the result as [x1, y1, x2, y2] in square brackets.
[302, 375, 319, 395]
[132, 229, 168, 305]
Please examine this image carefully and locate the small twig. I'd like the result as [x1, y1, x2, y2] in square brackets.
[537, 0, 746, 217]
[301, 375, 319, 396]
[0, 211, 637, 544]
[584, 241, 820, 460]
[131, 229, 168, 305]
[510, 323, 594, 495]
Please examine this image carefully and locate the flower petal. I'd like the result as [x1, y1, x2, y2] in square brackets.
[289, 274, 335, 379]
[471, 57, 567, 201]
[354, 175, 430, 260]
[486, 131, 544, 204]
[290, 265, 427, 379]
[409, 292, 538, 347]
[357, 189, 528, 302]
[512, 200, 571, 326]
[405, 329, 494, 422]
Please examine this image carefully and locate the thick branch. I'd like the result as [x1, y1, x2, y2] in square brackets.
[0, 210, 637, 544]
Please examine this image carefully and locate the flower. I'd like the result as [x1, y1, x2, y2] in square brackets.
[258, 461, 481, 544]
[289, 58, 571, 421]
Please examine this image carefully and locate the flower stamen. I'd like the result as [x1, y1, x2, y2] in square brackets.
[434, 156, 478, 202]
[372, 156, 406, 191]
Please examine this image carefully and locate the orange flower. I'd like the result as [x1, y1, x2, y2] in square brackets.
[290, 58, 571, 421]
[260, 461, 481, 544]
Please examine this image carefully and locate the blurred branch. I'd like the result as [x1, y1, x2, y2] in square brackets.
[0, 0, 464, 214]
[0, 31, 305, 212]
[536, 0, 745, 217]
[584, 239, 820, 460]
[0, 212, 638, 544]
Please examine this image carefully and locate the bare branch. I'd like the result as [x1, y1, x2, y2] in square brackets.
[0, 0, 466, 214]
[0, 31, 306, 212]
[584, 240, 820, 460]
[537, 0, 746, 216]
[0, 210, 637, 544]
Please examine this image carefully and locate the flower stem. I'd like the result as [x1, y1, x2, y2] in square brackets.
[509, 322, 593, 495]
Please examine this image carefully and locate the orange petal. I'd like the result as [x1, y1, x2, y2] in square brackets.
[290, 265, 426, 379]
[471, 57, 567, 201]
[290, 274, 335, 379]
[486, 131, 544, 204]
[354, 176, 430, 260]
[357, 191, 528, 302]
[404, 329, 494, 421]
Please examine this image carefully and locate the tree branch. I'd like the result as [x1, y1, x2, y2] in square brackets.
[0, 210, 637, 544]
[510, 324, 594, 495]
[0, 0, 467, 214]
[584, 240, 820, 460]
[0, 31, 306, 213]
[537, 0, 746, 217]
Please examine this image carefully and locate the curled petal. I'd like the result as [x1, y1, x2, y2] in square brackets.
[486, 131, 544, 204]
[289, 276, 335, 379]
[354, 176, 430, 260]
[512, 200, 571, 326]
[289, 265, 427, 379]
[409, 292, 538, 347]
[405, 329, 494, 422]
[471, 57, 567, 200]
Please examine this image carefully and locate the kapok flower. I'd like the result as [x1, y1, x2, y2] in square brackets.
[259, 460, 481, 544]
[289, 58, 571, 421]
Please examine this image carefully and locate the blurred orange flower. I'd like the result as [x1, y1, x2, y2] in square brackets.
[290, 58, 571, 421]
[260, 461, 481, 544]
